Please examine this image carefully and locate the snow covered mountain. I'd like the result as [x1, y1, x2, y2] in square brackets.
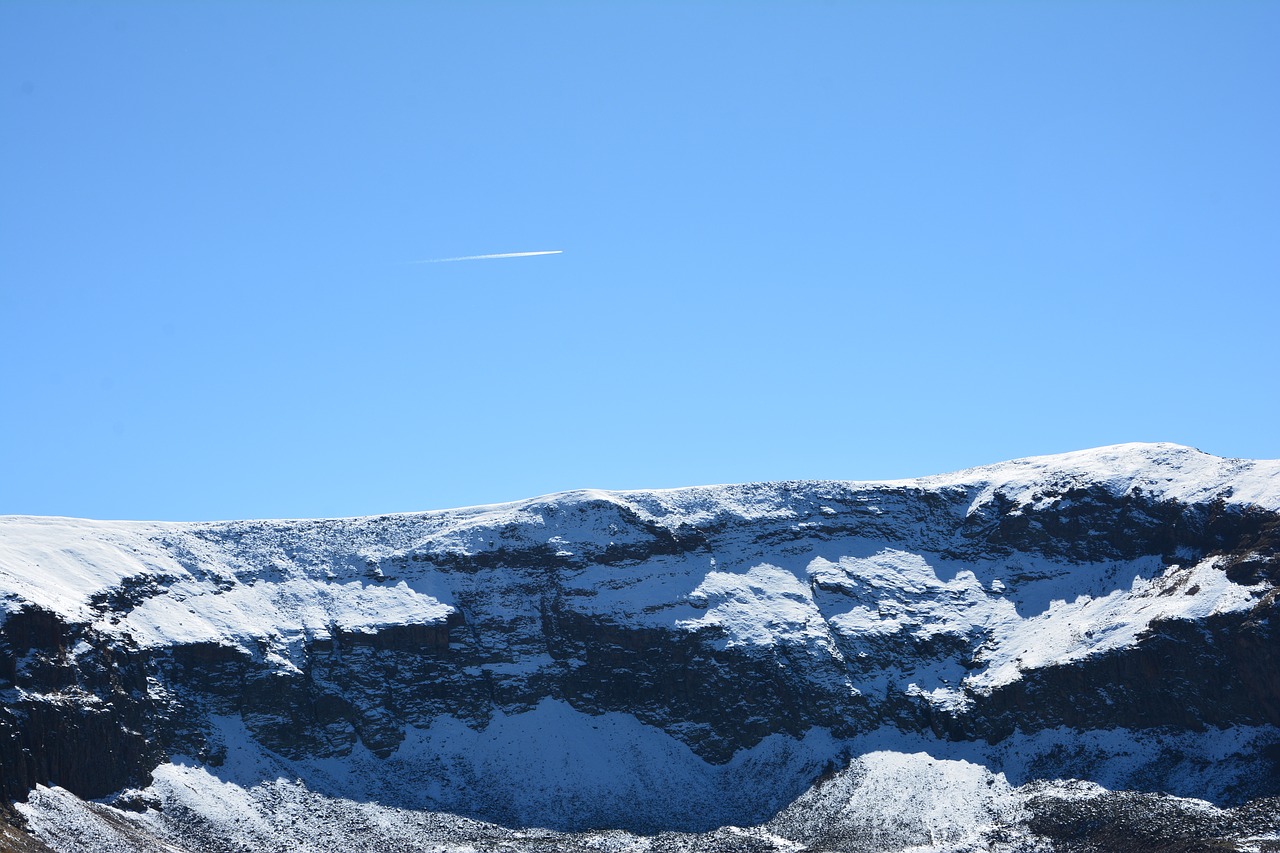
[2, 442, 1279, 852]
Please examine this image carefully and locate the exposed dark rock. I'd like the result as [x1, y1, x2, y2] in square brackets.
[0, 818, 57, 853]
[1026, 789, 1280, 853]
[0, 607, 167, 805]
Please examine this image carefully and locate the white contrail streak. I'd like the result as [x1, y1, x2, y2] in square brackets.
[412, 250, 563, 264]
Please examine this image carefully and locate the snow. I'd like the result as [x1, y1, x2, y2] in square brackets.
[677, 564, 837, 654]
[910, 442, 1280, 513]
[121, 578, 452, 652]
[16, 720, 1279, 851]
[0, 516, 179, 621]
[769, 748, 1025, 850]
[4, 442, 1280, 850]
[332, 698, 842, 831]
[968, 554, 1259, 690]
[0, 517, 458, 661]
[1, 442, 1275, 689]
[15, 701, 844, 845]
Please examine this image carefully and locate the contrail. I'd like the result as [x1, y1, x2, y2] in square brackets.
[412, 250, 563, 264]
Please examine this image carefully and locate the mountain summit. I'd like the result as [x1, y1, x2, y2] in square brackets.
[3, 443, 1279, 852]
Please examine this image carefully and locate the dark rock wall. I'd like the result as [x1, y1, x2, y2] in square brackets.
[0, 607, 166, 805]
[2, 485, 1279, 812]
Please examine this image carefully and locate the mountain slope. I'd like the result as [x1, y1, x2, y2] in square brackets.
[2, 442, 1279, 851]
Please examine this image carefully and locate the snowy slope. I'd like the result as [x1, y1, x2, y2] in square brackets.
[2, 442, 1280, 851]
[2, 443, 1273, 685]
[910, 441, 1280, 509]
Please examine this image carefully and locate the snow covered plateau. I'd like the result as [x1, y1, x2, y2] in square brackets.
[2, 442, 1279, 852]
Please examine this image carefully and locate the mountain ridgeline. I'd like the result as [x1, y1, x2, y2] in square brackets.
[2, 443, 1279, 852]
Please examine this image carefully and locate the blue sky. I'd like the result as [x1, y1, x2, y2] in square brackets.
[2, 2, 1277, 521]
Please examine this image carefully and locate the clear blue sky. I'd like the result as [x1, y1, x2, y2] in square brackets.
[2, 2, 1277, 521]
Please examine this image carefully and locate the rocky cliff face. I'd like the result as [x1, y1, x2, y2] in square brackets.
[2, 442, 1279, 851]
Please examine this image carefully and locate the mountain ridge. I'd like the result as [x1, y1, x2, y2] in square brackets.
[2, 442, 1278, 851]
[6, 441, 1276, 526]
